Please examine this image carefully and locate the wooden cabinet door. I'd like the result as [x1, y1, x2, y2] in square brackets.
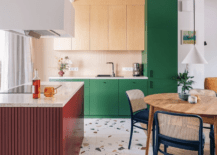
[53, 38, 72, 50]
[90, 80, 118, 116]
[127, 5, 144, 50]
[90, 6, 109, 50]
[109, 6, 126, 50]
[72, 6, 90, 50]
[119, 79, 148, 116]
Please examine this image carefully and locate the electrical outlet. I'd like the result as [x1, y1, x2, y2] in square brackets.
[122, 67, 133, 71]
[69, 67, 78, 71]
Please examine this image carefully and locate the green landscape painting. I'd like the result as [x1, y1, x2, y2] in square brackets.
[182, 31, 196, 44]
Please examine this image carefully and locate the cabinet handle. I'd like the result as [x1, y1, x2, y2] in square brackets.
[150, 81, 153, 88]
[104, 82, 106, 84]
[150, 70, 153, 78]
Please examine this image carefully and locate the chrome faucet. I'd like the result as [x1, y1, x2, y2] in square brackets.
[106, 62, 115, 77]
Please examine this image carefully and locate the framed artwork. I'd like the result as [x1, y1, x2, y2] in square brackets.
[182, 30, 196, 44]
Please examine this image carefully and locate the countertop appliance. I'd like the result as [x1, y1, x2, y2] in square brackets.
[0, 85, 61, 94]
[0, 0, 75, 39]
[133, 63, 140, 76]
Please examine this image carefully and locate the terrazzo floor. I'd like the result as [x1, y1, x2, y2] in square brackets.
[79, 119, 153, 155]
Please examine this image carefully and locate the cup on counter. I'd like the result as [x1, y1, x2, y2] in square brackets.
[44, 87, 57, 97]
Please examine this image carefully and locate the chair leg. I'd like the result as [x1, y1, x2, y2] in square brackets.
[152, 121, 155, 154]
[128, 119, 134, 149]
[198, 143, 203, 155]
[210, 138, 214, 155]
[164, 145, 167, 153]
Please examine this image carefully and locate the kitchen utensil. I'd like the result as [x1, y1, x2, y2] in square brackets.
[133, 63, 140, 76]
[44, 87, 57, 97]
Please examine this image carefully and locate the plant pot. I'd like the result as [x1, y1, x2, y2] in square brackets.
[58, 70, 65, 77]
[178, 93, 190, 101]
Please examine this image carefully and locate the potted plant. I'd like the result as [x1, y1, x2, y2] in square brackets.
[57, 56, 70, 77]
[172, 70, 194, 101]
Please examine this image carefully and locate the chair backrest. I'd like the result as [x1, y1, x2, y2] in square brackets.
[205, 77, 217, 93]
[126, 89, 147, 113]
[154, 111, 203, 142]
[189, 89, 216, 97]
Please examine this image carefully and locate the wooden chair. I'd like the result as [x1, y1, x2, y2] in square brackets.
[210, 127, 215, 155]
[126, 89, 149, 149]
[189, 89, 216, 131]
[153, 111, 205, 155]
[189, 89, 216, 97]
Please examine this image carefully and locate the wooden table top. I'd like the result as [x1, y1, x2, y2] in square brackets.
[144, 93, 217, 116]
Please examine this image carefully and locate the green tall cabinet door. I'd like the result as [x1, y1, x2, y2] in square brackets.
[146, 0, 178, 94]
[119, 79, 148, 116]
[90, 80, 118, 116]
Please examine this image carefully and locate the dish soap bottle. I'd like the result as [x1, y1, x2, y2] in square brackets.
[32, 69, 40, 99]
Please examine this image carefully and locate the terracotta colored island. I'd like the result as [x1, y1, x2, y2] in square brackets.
[0, 82, 84, 155]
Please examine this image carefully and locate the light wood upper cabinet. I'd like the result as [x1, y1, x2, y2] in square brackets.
[127, 5, 144, 50]
[54, 3, 145, 51]
[54, 38, 72, 50]
[90, 6, 109, 50]
[72, 6, 90, 50]
[109, 6, 126, 50]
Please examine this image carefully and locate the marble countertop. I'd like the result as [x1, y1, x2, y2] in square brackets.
[49, 76, 148, 79]
[0, 82, 84, 107]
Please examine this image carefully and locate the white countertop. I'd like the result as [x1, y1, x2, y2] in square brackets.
[49, 76, 148, 79]
[0, 82, 84, 107]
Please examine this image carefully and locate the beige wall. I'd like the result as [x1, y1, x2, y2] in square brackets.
[32, 38, 142, 81]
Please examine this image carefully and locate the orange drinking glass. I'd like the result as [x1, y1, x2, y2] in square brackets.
[44, 87, 57, 97]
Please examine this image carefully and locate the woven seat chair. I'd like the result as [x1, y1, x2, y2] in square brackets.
[189, 89, 216, 131]
[126, 89, 149, 149]
[210, 127, 215, 155]
[189, 89, 216, 97]
[153, 111, 205, 155]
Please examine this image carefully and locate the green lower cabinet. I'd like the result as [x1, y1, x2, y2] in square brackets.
[90, 80, 118, 116]
[84, 88, 90, 115]
[119, 79, 148, 116]
[148, 79, 177, 95]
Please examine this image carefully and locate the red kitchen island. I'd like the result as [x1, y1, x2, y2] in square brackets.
[0, 82, 84, 155]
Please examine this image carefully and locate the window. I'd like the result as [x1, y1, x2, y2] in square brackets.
[0, 30, 6, 90]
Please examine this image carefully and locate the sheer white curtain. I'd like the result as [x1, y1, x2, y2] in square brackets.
[1, 31, 33, 91]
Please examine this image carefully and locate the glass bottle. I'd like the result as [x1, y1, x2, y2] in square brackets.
[32, 69, 40, 99]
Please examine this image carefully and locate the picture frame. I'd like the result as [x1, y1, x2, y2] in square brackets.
[182, 30, 196, 45]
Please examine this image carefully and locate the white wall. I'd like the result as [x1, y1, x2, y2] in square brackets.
[178, 0, 205, 91]
[204, 0, 217, 78]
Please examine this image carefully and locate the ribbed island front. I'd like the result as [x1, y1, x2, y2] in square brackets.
[0, 82, 84, 155]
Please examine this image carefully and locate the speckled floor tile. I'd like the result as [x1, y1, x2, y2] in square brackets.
[79, 119, 153, 155]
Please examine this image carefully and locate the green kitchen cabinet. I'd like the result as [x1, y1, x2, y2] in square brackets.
[145, 0, 178, 95]
[148, 79, 177, 95]
[90, 79, 118, 116]
[147, 29, 177, 79]
[119, 79, 148, 116]
[49, 79, 90, 115]
[84, 88, 90, 115]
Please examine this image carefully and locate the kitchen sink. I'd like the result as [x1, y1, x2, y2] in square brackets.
[96, 75, 124, 78]
[96, 75, 112, 77]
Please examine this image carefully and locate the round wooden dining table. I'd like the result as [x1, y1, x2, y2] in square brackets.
[144, 93, 217, 155]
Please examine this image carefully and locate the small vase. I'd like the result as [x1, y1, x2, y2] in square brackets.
[178, 93, 190, 101]
[58, 70, 65, 77]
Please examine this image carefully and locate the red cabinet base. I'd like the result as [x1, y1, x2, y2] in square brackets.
[0, 86, 84, 155]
